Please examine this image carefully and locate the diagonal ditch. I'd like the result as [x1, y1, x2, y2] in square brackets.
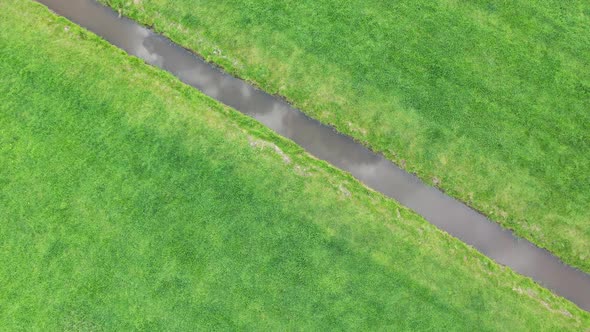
[34, 0, 590, 311]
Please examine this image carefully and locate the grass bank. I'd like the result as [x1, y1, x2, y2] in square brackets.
[1, 0, 589, 329]
[100, 0, 590, 273]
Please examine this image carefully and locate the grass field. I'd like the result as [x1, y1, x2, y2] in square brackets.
[1, 0, 589, 329]
[99, 0, 590, 273]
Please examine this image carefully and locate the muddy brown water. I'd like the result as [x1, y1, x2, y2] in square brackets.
[36, 0, 590, 312]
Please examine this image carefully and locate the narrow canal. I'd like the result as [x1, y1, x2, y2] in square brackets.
[36, 0, 590, 311]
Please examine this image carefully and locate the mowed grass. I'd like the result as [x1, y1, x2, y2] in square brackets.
[100, 0, 590, 272]
[1, 1, 589, 329]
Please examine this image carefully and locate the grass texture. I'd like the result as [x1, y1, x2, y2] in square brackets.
[0, 1, 589, 329]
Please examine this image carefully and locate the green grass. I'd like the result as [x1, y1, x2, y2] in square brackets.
[1, 0, 589, 329]
[99, 0, 590, 273]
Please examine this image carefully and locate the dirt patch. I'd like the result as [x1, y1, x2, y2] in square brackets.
[432, 177, 441, 186]
[248, 137, 291, 164]
[339, 184, 351, 198]
[294, 165, 311, 177]
[513, 287, 574, 318]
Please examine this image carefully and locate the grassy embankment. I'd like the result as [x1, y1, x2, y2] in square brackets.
[0, 1, 589, 329]
[100, 0, 590, 273]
